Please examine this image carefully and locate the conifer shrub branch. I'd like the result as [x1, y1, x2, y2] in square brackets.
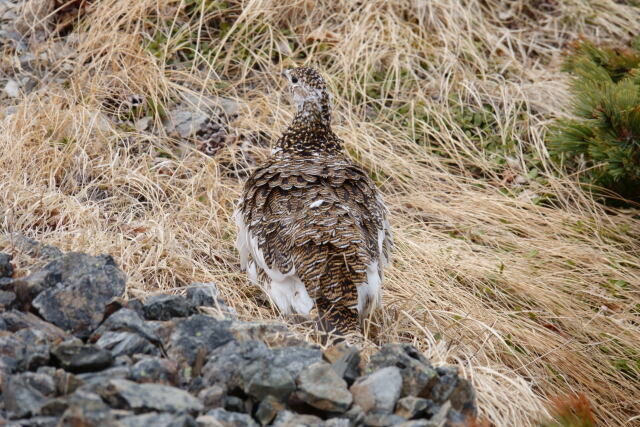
[548, 39, 640, 202]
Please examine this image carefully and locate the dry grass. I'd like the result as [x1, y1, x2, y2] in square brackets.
[1, 0, 640, 425]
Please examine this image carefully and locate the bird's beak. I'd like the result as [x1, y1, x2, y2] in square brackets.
[282, 69, 290, 80]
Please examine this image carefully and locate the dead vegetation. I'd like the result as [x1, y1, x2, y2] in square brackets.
[1, 0, 639, 425]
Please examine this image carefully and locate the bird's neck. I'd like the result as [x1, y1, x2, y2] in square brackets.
[275, 101, 342, 155]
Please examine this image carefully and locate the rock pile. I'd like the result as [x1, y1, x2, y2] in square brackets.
[0, 240, 477, 426]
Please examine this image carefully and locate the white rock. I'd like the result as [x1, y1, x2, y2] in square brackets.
[135, 116, 152, 132]
[4, 79, 20, 98]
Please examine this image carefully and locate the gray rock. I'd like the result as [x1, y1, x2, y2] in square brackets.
[98, 378, 203, 413]
[165, 109, 210, 139]
[4, 79, 20, 98]
[7, 416, 59, 427]
[94, 308, 161, 345]
[4, 372, 55, 418]
[367, 344, 437, 398]
[204, 408, 258, 427]
[323, 343, 360, 384]
[202, 340, 321, 395]
[255, 395, 285, 425]
[229, 322, 306, 347]
[76, 365, 131, 388]
[130, 356, 179, 385]
[14, 328, 50, 371]
[296, 361, 352, 413]
[195, 415, 222, 427]
[50, 368, 83, 395]
[197, 385, 225, 411]
[31, 253, 126, 338]
[57, 391, 119, 426]
[134, 116, 152, 132]
[120, 412, 196, 427]
[350, 366, 402, 414]
[271, 346, 323, 378]
[395, 421, 432, 427]
[39, 396, 70, 416]
[0, 329, 54, 387]
[143, 294, 196, 321]
[145, 319, 177, 346]
[272, 410, 323, 427]
[0, 277, 13, 291]
[0, 310, 69, 341]
[0, 290, 16, 307]
[96, 331, 159, 358]
[364, 412, 407, 426]
[0, 331, 24, 378]
[0, 253, 12, 278]
[168, 315, 234, 365]
[51, 341, 113, 373]
[8, 234, 63, 260]
[186, 282, 219, 307]
[324, 419, 351, 427]
[424, 400, 451, 427]
[394, 397, 432, 419]
[445, 409, 469, 426]
[245, 367, 295, 401]
[429, 371, 476, 416]
[216, 97, 241, 118]
[343, 405, 365, 425]
[11, 270, 57, 306]
[224, 395, 246, 413]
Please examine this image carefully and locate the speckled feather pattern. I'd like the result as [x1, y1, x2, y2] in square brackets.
[236, 67, 392, 335]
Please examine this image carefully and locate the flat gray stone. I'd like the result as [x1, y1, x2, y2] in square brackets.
[57, 391, 119, 426]
[245, 367, 295, 401]
[364, 412, 407, 426]
[143, 294, 195, 321]
[204, 408, 258, 427]
[198, 385, 225, 411]
[429, 370, 476, 416]
[272, 410, 323, 427]
[0, 310, 69, 341]
[168, 315, 233, 365]
[0, 252, 13, 278]
[367, 344, 437, 398]
[186, 282, 218, 307]
[255, 395, 285, 425]
[350, 366, 402, 414]
[51, 341, 113, 373]
[296, 361, 352, 413]
[4, 372, 55, 418]
[395, 396, 432, 419]
[120, 412, 196, 427]
[130, 356, 179, 385]
[94, 308, 160, 345]
[96, 331, 159, 358]
[31, 253, 126, 338]
[98, 379, 203, 413]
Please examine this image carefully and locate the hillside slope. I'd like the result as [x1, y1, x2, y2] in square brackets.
[1, 0, 639, 425]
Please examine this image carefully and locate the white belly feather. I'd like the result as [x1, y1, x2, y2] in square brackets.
[235, 209, 314, 314]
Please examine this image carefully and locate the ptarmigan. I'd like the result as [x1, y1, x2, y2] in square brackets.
[235, 66, 392, 337]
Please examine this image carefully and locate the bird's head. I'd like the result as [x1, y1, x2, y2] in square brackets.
[282, 66, 332, 123]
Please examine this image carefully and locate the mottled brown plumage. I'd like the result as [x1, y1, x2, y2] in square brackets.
[235, 67, 392, 336]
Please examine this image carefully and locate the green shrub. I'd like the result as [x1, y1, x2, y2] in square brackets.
[547, 39, 640, 202]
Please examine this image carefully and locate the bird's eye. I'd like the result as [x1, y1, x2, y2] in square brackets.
[291, 76, 298, 84]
